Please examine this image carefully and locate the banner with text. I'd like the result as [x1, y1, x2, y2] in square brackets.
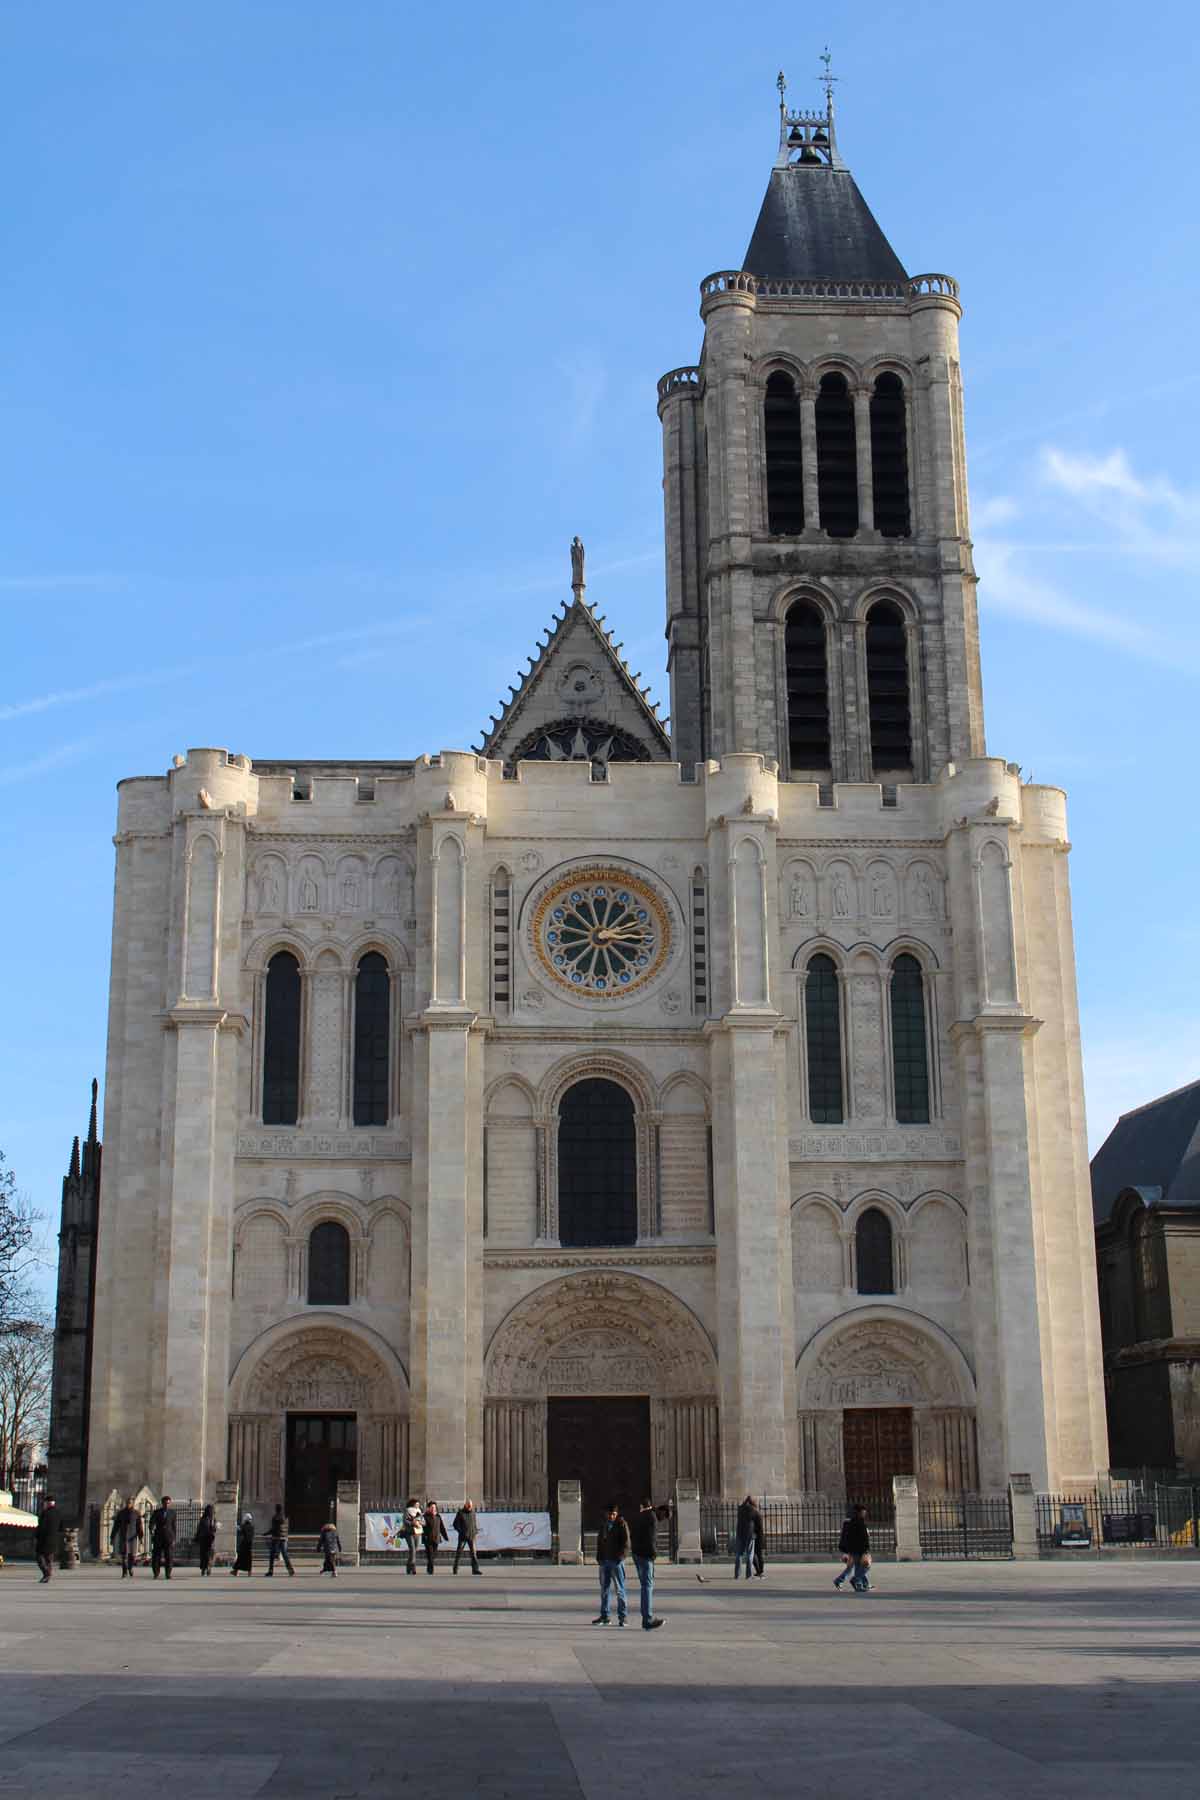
[363, 1511, 552, 1553]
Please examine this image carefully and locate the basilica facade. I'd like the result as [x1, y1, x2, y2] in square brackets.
[82, 85, 1108, 1529]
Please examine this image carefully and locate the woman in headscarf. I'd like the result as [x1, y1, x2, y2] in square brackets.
[194, 1502, 218, 1576]
[231, 1511, 255, 1575]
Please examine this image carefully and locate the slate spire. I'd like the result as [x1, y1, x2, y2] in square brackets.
[743, 62, 907, 285]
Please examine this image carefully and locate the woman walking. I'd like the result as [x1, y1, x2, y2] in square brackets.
[194, 1503, 218, 1576]
[318, 1520, 342, 1576]
[231, 1511, 255, 1576]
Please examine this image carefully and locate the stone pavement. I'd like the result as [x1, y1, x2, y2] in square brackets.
[2, 1559, 1199, 1797]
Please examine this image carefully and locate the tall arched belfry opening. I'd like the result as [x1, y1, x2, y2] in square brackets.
[67, 70, 1107, 1531]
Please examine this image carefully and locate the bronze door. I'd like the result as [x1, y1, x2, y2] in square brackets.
[842, 1407, 913, 1512]
[285, 1413, 357, 1532]
[546, 1396, 651, 1532]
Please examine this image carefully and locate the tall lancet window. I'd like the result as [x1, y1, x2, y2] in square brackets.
[352, 952, 390, 1127]
[890, 953, 930, 1124]
[870, 373, 910, 537]
[805, 953, 843, 1123]
[764, 371, 804, 534]
[815, 372, 858, 537]
[785, 601, 831, 770]
[856, 1207, 895, 1294]
[262, 951, 301, 1125]
[558, 1078, 637, 1247]
[865, 600, 913, 772]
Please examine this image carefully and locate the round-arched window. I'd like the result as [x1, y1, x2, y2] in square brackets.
[558, 1078, 637, 1247]
[308, 1221, 350, 1306]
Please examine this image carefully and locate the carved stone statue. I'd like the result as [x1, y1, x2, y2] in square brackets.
[913, 868, 935, 917]
[570, 535, 585, 595]
[832, 873, 851, 917]
[299, 874, 319, 912]
[870, 870, 893, 917]
[341, 874, 360, 911]
[259, 869, 280, 913]
[790, 877, 809, 918]
[384, 873, 402, 914]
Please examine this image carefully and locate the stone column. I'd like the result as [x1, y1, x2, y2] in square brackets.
[854, 387, 874, 533]
[800, 392, 820, 532]
[336, 1480, 361, 1567]
[674, 1477, 702, 1563]
[213, 1479, 239, 1567]
[893, 1473, 921, 1561]
[1008, 1473, 1038, 1560]
[557, 1479, 583, 1564]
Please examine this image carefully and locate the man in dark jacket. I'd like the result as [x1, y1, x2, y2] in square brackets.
[734, 1495, 760, 1579]
[592, 1503, 629, 1626]
[452, 1499, 481, 1575]
[629, 1498, 664, 1631]
[835, 1504, 872, 1592]
[265, 1504, 296, 1576]
[149, 1496, 177, 1579]
[34, 1497, 58, 1583]
[110, 1498, 143, 1577]
[423, 1500, 449, 1573]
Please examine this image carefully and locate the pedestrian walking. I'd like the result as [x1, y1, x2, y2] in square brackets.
[230, 1511, 255, 1575]
[629, 1497, 664, 1631]
[110, 1497, 143, 1577]
[34, 1496, 58, 1583]
[194, 1503, 218, 1575]
[592, 1502, 629, 1626]
[733, 1494, 760, 1579]
[318, 1520, 342, 1576]
[401, 1497, 422, 1575]
[452, 1499, 482, 1575]
[834, 1504, 872, 1593]
[752, 1502, 766, 1579]
[265, 1504, 296, 1577]
[423, 1500, 448, 1573]
[149, 1495, 177, 1579]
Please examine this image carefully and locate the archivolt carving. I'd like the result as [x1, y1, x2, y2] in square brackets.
[796, 1309, 974, 1412]
[231, 1321, 408, 1416]
[485, 1272, 717, 1400]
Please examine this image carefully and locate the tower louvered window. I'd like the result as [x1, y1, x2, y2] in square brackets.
[805, 953, 843, 1123]
[352, 952, 390, 1126]
[815, 372, 858, 537]
[491, 870, 511, 1012]
[785, 601, 831, 770]
[856, 1207, 895, 1294]
[890, 954, 930, 1124]
[262, 951, 301, 1125]
[691, 870, 708, 1012]
[870, 373, 910, 537]
[865, 600, 913, 772]
[764, 371, 804, 534]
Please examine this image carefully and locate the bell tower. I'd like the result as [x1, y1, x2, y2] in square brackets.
[659, 66, 984, 782]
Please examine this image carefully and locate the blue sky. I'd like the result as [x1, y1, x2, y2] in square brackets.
[4, 2, 1197, 1292]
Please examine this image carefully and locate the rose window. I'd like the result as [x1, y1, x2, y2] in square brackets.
[531, 868, 670, 998]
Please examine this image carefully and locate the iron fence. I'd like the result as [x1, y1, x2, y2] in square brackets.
[919, 1495, 1013, 1559]
[699, 1495, 896, 1559]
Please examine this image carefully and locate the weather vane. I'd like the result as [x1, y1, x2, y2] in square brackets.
[819, 46, 838, 109]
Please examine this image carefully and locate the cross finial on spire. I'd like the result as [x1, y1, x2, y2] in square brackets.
[777, 69, 787, 109]
[819, 45, 838, 111]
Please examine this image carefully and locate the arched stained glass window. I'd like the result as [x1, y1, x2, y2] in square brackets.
[870, 373, 910, 538]
[353, 952, 390, 1127]
[764, 371, 804, 534]
[785, 601, 831, 770]
[856, 1207, 895, 1295]
[865, 600, 913, 772]
[815, 372, 858, 537]
[805, 953, 843, 1123]
[308, 1221, 350, 1306]
[558, 1078, 637, 1247]
[262, 951, 301, 1125]
[890, 953, 930, 1124]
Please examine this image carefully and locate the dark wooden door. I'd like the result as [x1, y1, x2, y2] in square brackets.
[547, 1396, 651, 1532]
[842, 1407, 913, 1512]
[285, 1413, 357, 1532]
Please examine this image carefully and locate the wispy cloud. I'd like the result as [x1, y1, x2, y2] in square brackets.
[0, 737, 102, 786]
[976, 541, 1184, 665]
[1038, 445, 1200, 564]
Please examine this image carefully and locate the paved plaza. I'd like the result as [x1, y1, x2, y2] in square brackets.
[1, 1558, 1199, 1797]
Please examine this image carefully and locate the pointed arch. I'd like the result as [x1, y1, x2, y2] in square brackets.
[784, 599, 831, 769]
[262, 950, 301, 1125]
[865, 599, 913, 772]
[764, 369, 805, 534]
[815, 371, 858, 537]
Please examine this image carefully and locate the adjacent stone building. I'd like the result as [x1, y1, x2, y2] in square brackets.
[76, 80, 1108, 1529]
[1092, 1081, 1200, 1473]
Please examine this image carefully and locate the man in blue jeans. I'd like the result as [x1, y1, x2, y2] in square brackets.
[630, 1498, 665, 1632]
[592, 1503, 629, 1626]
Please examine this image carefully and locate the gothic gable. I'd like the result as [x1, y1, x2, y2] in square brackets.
[477, 598, 670, 770]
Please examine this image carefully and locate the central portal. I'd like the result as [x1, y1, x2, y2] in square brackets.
[842, 1406, 913, 1509]
[285, 1413, 357, 1531]
[547, 1396, 651, 1531]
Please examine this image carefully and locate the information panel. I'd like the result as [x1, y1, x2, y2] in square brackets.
[363, 1511, 552, 1553]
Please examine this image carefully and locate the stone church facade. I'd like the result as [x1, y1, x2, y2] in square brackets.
[82, 82, 1108, 1527]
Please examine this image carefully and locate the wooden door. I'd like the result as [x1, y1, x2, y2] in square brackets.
[842, 1407, 913, 1511]
[285, 1413, 357, 1532]
[546, 1396, 651, 1531]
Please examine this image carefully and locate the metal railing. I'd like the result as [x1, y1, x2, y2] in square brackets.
[919, 1495, 1013, 1559]
[699, 1495, 896, 1558]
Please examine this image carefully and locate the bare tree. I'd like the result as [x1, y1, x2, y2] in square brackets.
[0, 1315, 52, 1491]
[0, 1151, 42, 1329]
